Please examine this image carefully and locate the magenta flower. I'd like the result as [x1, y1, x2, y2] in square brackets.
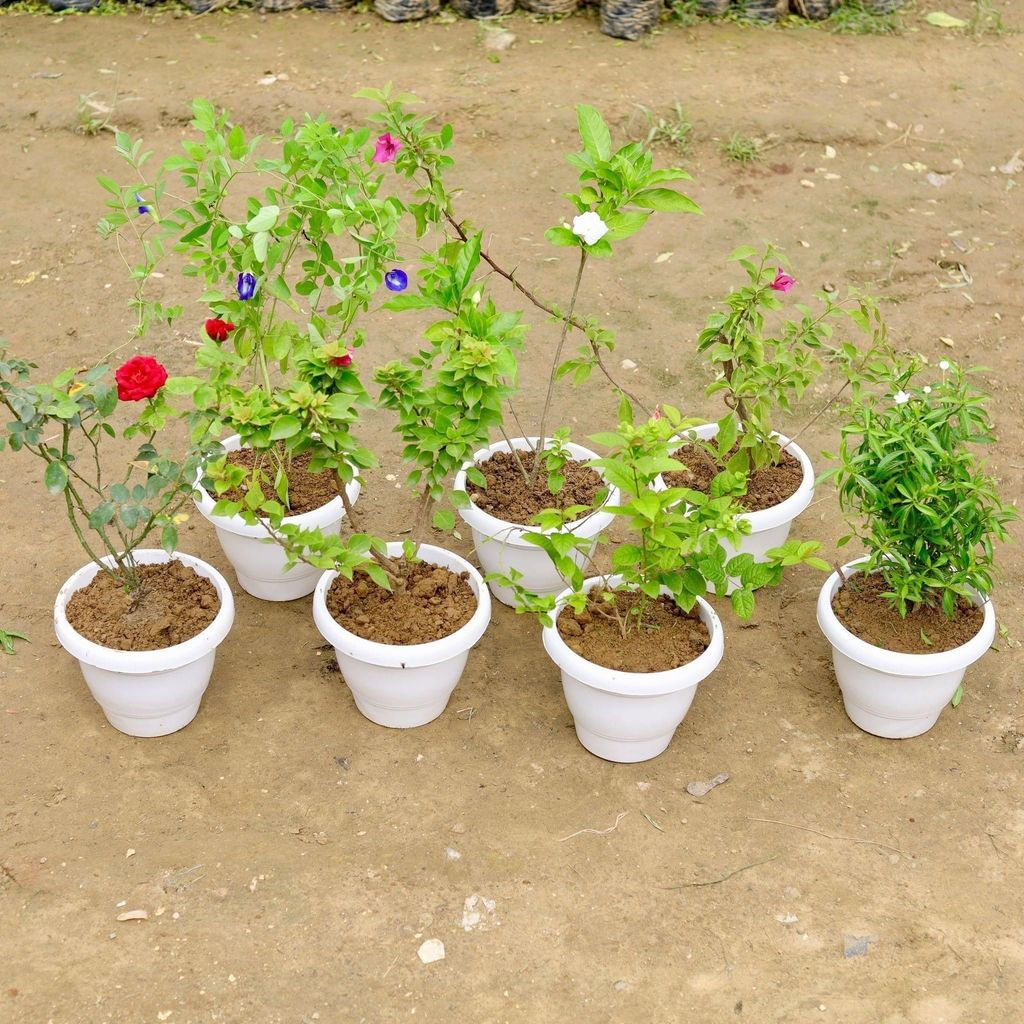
[373, 133, 402, 164]
[770, 268, 796, 293]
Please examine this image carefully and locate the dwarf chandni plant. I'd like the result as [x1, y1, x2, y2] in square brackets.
[825, 356, 1017, 618]
[493, 403, 830, 630]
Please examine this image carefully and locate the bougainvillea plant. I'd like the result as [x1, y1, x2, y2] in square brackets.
[494, 404, 830, 629]
[825, 356, 1017, 617]
[364, 88, 700, 493]
[696, 243, 891, 475]
[0, 343, 196, 593]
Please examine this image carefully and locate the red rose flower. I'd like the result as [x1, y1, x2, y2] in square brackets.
[205, 318, 236, 343]
[115, 356, 168, 402]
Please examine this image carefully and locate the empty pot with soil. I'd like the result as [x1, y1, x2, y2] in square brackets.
[194, 434, 361, 602]
[542, 575, 725, 763]
[816, 559, 996, 739]
[312, 542, 491, 729]
[453, 437, 620, 607]
[663, 423, 814, 591]
[53, 549, 235, 738]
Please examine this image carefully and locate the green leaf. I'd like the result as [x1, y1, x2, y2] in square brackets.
[432, 508, 456, 532]
[44, 461, 68, 494]
[246, 205, 280, 233]
[576, 104, 611, 162]
[161, 523, 178, 554]
[253, 230, 270, 264]
[951, 683, 964, 707]
[269, 416, 301, 440]
[545, 226, 580, 248]
[731, 588, 755, 620]
[925, 12, 967, 28]
[633, 188, 701, 214]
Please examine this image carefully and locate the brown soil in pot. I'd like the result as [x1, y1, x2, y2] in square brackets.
[65, 561, 220, 652]
[557, 589, 711, 673]
[663, 442, 803, 513]
[831, 572, 984, 655]
[326, 558, 477, 645]
[466, 449, 605, 526]
[217, 447, 340, 516]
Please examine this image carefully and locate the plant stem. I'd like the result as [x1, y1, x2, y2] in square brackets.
[530, 249, 587, 488]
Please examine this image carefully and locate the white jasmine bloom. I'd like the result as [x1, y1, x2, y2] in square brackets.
[923, 385, 932, 394]
[939, 360, 950, 371]
[571, 211, 609, 246]
[892, 390, 911, 405]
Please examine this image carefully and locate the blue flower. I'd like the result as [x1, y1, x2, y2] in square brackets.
[134, 192, 150, 215]
[236, 272, 258, 301]
[385, 269, 408, 293]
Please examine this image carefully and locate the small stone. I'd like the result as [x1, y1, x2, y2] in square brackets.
[417, 939, 446, 964]
[620, 359, 637, 370]
[125, 849, 136, 859]
[482, 29, 516, 52]
[843, 934, 878, 959]
[685, 772, 730, 798]
[823, 145, 837, 160]
[445, 848, 461, 861]
[776, 912, 798, 925]
[451, 823, 466, 834]
[116, 910, 148, 922]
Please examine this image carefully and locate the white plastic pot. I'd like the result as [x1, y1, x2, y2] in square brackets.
[453, 437, 620, 608]
[816, 559, 996, 739]
[667, 424, 814, 593]
[53, 549, 235, 738]
[542, 575, 725, 763]
[312, 543, 491, 729]
[194, 434, 360, 602]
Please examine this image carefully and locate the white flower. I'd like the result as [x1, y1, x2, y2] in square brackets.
[922, 385, 932, 394]
[939, 360, 950, 371]
[571, 211, 609, 246]
[892, 390, 911, 405]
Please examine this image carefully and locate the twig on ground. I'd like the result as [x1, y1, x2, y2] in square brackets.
[641, 812, 665, 833]
[559, 811, 628, 842]
[748, 816, 904, 856]
[663, 855, 777, 890]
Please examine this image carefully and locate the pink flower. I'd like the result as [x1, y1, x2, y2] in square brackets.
[652, 406, 663, 421]
[331, 350, 354, 368]
[373, 133, 402, 164]
[770, 268, 796, 293]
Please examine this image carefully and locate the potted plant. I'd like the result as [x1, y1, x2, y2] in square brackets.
[367, 92, 699, 605]
[0, 344, 234, 737]
[663, 243, 888, 588]
[100, 103, 404, 600]
[817, 357, 1017, 738]
[495, 405, 829, 762]
[233, 234, 518, 728]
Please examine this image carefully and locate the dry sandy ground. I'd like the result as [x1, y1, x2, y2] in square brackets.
[1, 5, 1023, 1022]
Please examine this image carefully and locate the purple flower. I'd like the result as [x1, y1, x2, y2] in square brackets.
[134, 192, 150, 215]
[385, 269, 408, 293]
[236, 272, 257, 301]
[770, 268, 796, 293]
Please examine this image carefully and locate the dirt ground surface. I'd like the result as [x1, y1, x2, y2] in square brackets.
[2, 5, 1023, 1022]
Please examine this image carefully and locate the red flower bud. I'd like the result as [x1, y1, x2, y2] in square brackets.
[331, 350, 354, 368]
[115, 356, 168, 402]
[205, 318, 236, 343]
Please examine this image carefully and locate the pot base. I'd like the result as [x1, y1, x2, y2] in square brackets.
[840, 694, 941, 740]
[351, 693, 451, 729]
[573, 724, 675, 763]
[235, 564, 324, 602]
[98, 698, 203, 737]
